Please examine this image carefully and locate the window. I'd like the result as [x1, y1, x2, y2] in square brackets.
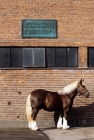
[45, 48, 78, 67]
[88, 48, 94, 67]
[11, 48, 22, 67]
[0, 47, 78, 68]
[22, 48, 45, 67]
[22, 48, 33, 67]
[55, 48, 66, 67]
[45, 48, 55, 67]
[67, 48, 78, 67]
[0, 48, 10, 67]
[33, 48, 45, 67]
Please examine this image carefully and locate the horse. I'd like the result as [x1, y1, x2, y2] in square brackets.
[26, 78, 89, 131]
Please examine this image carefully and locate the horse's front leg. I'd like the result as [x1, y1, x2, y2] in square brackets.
[63, 107, 70, 130]
[57, 115, 63, 129]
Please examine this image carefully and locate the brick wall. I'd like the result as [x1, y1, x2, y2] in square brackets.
[0, 0, 94, 127]
[0, 0, 94, 46]
[0, 70, 94, 127]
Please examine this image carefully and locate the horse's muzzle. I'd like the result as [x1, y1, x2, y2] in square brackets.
[84, 91, 89, 98]
[78, 91, 89, 98]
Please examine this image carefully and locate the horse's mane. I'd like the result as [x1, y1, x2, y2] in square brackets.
[57, 81, 79, 95]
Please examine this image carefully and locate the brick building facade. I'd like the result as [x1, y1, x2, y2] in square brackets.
[0, 0, 94, 128]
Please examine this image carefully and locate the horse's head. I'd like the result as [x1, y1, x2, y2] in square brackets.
[77, 79, 89, 98]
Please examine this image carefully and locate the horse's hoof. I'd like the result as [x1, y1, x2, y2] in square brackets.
[63, 125, 70, 130]
[57, 125, 63, 129]
[33, 129, 39, 131]
[30, 127, 39, 131]
[30, 128, 39, 131]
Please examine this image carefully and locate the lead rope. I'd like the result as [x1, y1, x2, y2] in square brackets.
[75, 98, 89, 106]
[76, 89, 89, 106]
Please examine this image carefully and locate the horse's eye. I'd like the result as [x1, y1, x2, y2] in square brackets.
[82, 85, 85, 88]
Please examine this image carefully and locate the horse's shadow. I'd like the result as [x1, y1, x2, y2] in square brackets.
[54, 102, 94, 127]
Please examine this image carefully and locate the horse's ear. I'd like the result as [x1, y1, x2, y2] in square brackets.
[80, 78, 84, 84]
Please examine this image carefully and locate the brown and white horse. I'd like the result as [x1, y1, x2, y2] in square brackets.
[26, 79, 89, 131]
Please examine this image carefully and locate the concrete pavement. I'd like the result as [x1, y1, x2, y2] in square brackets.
[0, 127, 94, 140]
[43, 127, 94, 140]
[0, 128, 50, 140]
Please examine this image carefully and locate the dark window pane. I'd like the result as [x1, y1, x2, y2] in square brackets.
[11, 48, 22, 67]
[22, 48, 33, 67]
[67, 48, 78, 67]
[0, 48, 10, 67]
[56, 48, 66, 67]
[33, 48, 45, 67]
[45, 48, 55, 67]
[88, 48, 94, 67]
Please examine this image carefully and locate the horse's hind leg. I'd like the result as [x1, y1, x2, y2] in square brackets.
[31, 108, 39, 131]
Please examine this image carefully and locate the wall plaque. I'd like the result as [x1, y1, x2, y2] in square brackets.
[22, 19, 57, 38]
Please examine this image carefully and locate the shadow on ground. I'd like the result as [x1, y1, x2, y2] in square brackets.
[0, 128, 51, 140]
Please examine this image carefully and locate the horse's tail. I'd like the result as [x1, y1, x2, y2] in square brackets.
[26, 94, 32, 123]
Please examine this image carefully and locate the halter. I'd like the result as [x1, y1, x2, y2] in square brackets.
[78, 89, 89, 98]
[83, 90, 89, 98]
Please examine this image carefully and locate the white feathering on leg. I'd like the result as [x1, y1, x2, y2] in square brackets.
[57, 116, 63, 128]
[63, 117, 70, 130]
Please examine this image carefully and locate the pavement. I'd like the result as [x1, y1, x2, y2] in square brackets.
[42, 127, 94, 140]
[0, 127, 94, 140]
[0, 128, 50, 140]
